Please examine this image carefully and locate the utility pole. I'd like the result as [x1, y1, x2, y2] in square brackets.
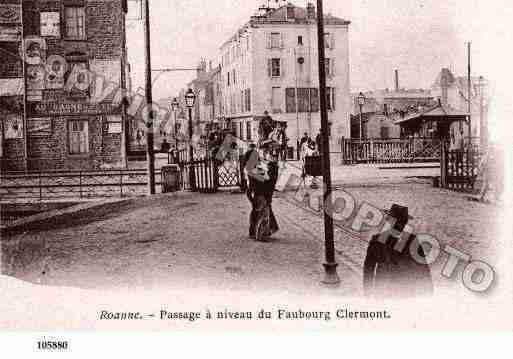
[316, 0, 339, 285]
[143, 0, 156, 194]
[467, 42, 472, 141]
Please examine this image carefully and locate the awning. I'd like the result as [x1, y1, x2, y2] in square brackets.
[394, 102, 469, 126]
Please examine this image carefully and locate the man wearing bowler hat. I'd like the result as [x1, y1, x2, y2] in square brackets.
[363, 204, 433, 298]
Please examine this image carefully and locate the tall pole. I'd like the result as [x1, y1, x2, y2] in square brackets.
[479, 76, 486, 149]
[143, 0, 156, 194]
[467, 42, 472, 141]
[359, 104, 363, 141]
[294, 48, 300, 157]
[174, 109, 178, 149]
[316, 0, 339, 285]
[188, 106, 195, 190]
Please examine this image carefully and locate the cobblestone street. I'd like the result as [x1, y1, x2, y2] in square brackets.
[3, 177, 502, 298]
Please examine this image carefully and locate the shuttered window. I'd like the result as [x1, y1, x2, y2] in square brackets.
[285, 88, 296, 113]
[298, 88, 310, 113]
[65, 7, 86, 40]
[69, 120, 89, 154]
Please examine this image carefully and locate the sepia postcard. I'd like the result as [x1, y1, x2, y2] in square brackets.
[0, 0, 512, 354]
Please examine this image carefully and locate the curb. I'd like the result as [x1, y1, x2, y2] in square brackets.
[1, 198, 133, 237]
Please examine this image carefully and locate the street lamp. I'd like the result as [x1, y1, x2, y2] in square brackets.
[357, 92, 365, 140]
[185, 88, 196, 190]
[170, 97, 180, 149]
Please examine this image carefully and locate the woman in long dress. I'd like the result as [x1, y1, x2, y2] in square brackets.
[247, 146, 279, 240]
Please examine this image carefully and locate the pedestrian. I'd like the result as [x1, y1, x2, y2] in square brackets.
[160, 139, 171, 153]
[315, 131, 322, 152]
[136, 129, 143, 146]
[363, 204, 433, 298]
[241, 142, 258, 192]
[247, 144, 279, 241]
[278, 124, 289, 161]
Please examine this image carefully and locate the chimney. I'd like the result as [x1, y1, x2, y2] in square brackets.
[394, 69, 399, 92]
[440, 68, 451, 106]
[307, 3, 315, 19]
[197, 59, 207, 77]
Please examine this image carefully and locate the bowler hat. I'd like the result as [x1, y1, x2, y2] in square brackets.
[383, 204, 413, 222]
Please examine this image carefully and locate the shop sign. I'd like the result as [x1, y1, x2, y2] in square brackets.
[29, 102, 121, 117]
[0, 25, 21, 41]
[0, 4, 21, 24]
[3, 114, 23, 139]
[28, 118, 52, 136]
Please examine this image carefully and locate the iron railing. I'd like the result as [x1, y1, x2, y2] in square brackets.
[0, 169, 163, 201]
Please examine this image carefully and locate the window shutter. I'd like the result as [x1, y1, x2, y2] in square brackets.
[332, 87, 336, 111]
[331, 34, 335, 49]
[331, 59, 335, 77]
[267, 59, 272, 77]
[280, 58, 284, 78]
[280, 33, 285, 48]
[266, 32, 271, 49]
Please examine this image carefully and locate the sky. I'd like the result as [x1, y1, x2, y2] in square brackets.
[125, 0, 512, 140]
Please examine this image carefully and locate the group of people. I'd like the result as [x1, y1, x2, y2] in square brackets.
[298, 132, 324, 160]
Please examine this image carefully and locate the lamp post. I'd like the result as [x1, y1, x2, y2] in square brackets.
[357, 92, 365, 141]
[316, 0, 339, 285]
[143, 0, 155, 195]
[171, 97, 179, 149]
[185, 88, 196, 190]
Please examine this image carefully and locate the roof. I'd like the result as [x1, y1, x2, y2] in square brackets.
[394, 101, 469, 125]
[220, 3, 350, 49]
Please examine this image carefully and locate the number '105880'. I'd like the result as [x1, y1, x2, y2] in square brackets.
[37, 341, 68, 350]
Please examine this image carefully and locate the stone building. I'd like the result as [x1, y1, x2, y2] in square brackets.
[0, 0, 129, 172]
[217, 2, 351, 151]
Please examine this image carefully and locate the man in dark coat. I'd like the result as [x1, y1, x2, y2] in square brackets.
[363, 204, 433, 298]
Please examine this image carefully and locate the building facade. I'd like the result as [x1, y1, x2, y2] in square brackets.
[351, 87, 435, 139]
[218, 2, 351, 150]
[431, 68, 488, 139]
[0, 0, 128, 172]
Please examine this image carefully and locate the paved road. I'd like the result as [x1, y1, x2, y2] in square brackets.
[3, 179, 500, 297]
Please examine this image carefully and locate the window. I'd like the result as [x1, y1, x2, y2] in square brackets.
[324, 33, 333, 49]
[239, 122, 243, 139]
[233, 69, 236, 85]
[298, 88, 310, 112]
[310, 88, 319, 112]
[245, 89, 251, 112]
[65, 7, 86, 40]
[270, 58, 281, 77]
[325, 58, 331, 76]
[271, 87, 281, 112]
[246, 122, 252, 140]
[381, 126, 390, 139]
[285, 88, 296, 113]
[227, 72, 230, 86]
[270, 32, 281, 49]
[69, 120, 89, 154]
[298, 36, 303, 46]
[326, 87, 336, 111]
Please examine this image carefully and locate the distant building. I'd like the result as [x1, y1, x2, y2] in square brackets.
[430, 68, 488, 139]
[216, 2, 351, 151]
[1, 0, 129, 171]
[351, 83, 435, 139]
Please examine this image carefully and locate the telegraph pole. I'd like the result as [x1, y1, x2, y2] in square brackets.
[144, 0, 156, 194]
[467, 42, 472, 141]
[316, 0, 339, 285]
